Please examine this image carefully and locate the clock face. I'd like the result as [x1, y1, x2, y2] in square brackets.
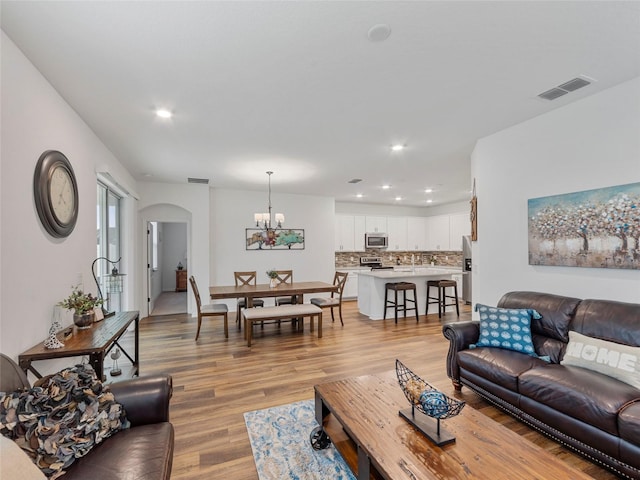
[50, 165, 76, 224]
[34, 150, 79, 238]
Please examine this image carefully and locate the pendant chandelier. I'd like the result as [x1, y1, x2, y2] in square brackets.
[254, 171, 284, 231]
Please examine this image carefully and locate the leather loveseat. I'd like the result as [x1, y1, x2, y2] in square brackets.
[443, 291, 640, 479]
[0, 353, 174, 480]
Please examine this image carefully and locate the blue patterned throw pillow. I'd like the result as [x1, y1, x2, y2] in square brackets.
[471, 304, 542, 357]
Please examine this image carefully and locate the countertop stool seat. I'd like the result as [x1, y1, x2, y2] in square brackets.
[384, 282, 419, 324]
[426, 279, 459, 319]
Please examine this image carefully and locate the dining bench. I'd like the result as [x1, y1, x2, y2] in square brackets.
[242, 304, 322, 346]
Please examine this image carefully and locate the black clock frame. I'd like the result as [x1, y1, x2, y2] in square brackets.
[33, 150, 79, 238]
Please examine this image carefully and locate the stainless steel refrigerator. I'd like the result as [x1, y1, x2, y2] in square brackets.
[462, 235, 472, 304]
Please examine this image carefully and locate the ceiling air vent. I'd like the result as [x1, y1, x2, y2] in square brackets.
[538, 76, 594, 101]
[348, 178, 363, 184]
[188, 177, 209, 184]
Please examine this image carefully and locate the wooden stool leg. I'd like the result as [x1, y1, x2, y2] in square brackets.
[394, 288, 399, 324]
[384, 287, 389, 320]
[413, 288, 419, 322]
[224, 313, 228, 338]
[438, 286, 443, 318]
[454, 284, 460, 316]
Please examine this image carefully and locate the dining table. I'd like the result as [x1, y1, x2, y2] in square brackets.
[209, 280, 338, 307]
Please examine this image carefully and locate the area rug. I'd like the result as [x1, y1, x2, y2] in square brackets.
[244, 400, 356, 480]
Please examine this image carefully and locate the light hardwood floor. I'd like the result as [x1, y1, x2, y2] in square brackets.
[138, 301, 616, 480]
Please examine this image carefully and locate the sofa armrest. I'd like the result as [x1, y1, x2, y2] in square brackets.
[442, 322, 479, 390]
[109, 374, 173, 426]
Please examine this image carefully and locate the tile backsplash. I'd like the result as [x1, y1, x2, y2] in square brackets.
[335, 249, 462, 268]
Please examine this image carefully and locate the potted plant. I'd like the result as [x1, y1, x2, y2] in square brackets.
[266, 269, 279, 288]
[58, 285, 103, 329]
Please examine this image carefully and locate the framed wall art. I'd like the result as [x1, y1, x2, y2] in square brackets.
[246, 228, 305, 250]
[528, 182, 639, 269]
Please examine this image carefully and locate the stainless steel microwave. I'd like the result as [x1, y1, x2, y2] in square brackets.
[365, 233, 388, 249]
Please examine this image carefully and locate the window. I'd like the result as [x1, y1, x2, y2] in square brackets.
[96, 182, 122, 312]
[150, 221, 159, 270]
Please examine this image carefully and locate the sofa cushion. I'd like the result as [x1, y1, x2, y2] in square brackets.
[519, 364, 640, 436]
[619, 401, 640, 446]
[0, 435, 46, 480]
[561, 331, 640, 389]
[498, 291, 581, 343]
[63, 422, 174, 480]
[472, 304, 541, 357]
[0, 364, 129, 478]
[458, 348, 546, 392]
[572, 299, 640, 347]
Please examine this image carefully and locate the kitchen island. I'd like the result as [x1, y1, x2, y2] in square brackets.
[357, 268, 458, 320]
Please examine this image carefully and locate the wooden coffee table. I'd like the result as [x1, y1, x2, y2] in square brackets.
[313, 371, 593, 480]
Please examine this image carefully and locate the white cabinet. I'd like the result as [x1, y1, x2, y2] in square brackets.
[425, 216, 450, 250]
[407, 217, 427, 251]
[449, 213, 471, 251]
[341, 270, 359, 299]
[335, 215, 366, 251]
[354, 215, 366, 251]
[335, 215, 355, 251]
[365, 216, 387, 233]
[386, 217, 407, 251]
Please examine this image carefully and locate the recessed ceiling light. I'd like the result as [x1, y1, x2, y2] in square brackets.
[356, 193, 363, 198]
[382, 185, 391, 190]
[395, 196, 402, 201]
[426, 199, 433, 203]
[367, 24, 391, 42]
[424, 188, 433, 193]
[155, 109, 172, 119]
[391, 144, 405, 152]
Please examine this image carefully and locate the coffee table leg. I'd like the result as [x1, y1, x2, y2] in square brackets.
[357, 445, 370, 480]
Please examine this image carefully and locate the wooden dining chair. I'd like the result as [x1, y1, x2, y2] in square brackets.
[189, 276, 228, 340]
[234, 271, 264, 329]
[310, 271, 348, 325]
[274, 270, 295, 306]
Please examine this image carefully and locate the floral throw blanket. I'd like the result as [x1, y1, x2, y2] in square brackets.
[0, 363, 130, 478]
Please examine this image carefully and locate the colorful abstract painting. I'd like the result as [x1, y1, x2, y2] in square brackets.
[246, 228, 305, 250]
[528, 182, 640, 269]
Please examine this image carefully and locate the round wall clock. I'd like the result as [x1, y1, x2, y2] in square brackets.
[33, 150, 79, 238]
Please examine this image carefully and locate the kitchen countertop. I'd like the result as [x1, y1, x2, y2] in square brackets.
[357, 267, 461, 278]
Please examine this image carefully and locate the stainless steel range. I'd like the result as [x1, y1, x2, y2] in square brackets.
[359, 256, 393, 270]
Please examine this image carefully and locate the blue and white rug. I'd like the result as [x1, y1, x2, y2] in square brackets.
[244, 399, 356, 480]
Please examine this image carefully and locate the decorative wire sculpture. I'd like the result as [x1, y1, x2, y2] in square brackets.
[110, 348, 122, 376]
[396, 359, 465, 446]
[91, 256, 125, 318]
[44, 307, 65, 349]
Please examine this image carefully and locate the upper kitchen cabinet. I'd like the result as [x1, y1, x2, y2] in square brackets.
[386, 217, 408, 251]
[407, 217, 427, 251]
[449, 213, 471, 251]
[425, 215, 450, 250]
[365, 216, 387, 233]
[335, 214, 366, 251]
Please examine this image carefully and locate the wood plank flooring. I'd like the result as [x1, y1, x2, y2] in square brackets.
[137, 301, 616, 480]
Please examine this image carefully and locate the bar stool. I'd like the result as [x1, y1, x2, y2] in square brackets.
[426, 280, 460, 318]
[384, 282, 419, 324]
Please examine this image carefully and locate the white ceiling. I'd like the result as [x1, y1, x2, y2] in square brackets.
[2, 1, 639, 207]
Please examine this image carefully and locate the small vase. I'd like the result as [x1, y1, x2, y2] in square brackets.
[73, 311, 95, 329]
[269, 278, 277, 288]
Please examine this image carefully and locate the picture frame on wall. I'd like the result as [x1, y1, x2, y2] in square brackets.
[246, 228, 305, 250]
[528, 182, 639, 270]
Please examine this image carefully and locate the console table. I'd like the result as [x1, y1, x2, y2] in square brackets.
[19, 311, 139, 381]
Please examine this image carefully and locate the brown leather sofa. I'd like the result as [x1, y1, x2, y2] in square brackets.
[0, 353, 174, 480]
[443, 291, 640, 479]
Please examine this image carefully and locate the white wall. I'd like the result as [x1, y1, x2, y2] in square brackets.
[161, 223, 187, 291]
[211, 188, 335, 309]
[137, 183, 206, 316]
[471, 77, 640, 309]
[0, 31, 138, 367]
[335, 201, 468, 217]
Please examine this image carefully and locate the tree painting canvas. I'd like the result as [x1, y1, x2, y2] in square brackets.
[528, 183, 640, 269]
[246, 229, 304, 250]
